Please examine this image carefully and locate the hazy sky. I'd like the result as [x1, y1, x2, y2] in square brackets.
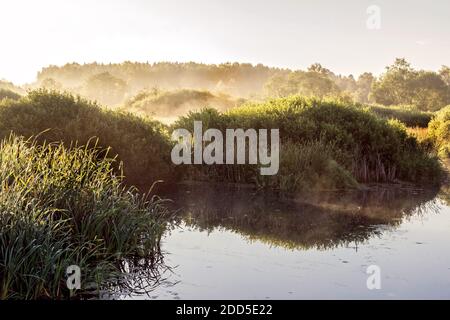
[1, 0, 449, 84]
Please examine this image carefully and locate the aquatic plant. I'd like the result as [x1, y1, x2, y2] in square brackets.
[0, 135, 170, 299]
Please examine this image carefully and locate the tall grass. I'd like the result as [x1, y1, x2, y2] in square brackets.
[0, 135, 170, 299]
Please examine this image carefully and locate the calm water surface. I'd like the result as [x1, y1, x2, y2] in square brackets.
[127, 184, 450, 299]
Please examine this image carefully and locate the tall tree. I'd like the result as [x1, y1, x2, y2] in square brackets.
[371, 58, 450, 110]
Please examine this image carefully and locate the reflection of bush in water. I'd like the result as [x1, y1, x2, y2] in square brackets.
[171, 185, 439, 250]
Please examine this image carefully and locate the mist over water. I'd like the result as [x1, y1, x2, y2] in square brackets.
[117, 185, 450, 299]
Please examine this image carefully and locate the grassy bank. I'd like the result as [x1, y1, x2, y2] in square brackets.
[0, 135, 170, 299]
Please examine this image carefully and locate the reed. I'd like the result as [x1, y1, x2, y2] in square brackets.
[0, 135, 171, 299]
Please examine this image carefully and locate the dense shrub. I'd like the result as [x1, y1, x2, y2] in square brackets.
[173, 96, 443, 189]
[428, 105, 450, 157]
[365, 104, 433, 128]
[0, 135, 170, 299]
[0, 91, 442, 193]
[0, 90, 174, 190]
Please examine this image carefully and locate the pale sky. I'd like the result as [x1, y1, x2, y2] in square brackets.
[1, 0, 449, 84]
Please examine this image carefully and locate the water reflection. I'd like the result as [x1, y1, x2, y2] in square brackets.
[121, 184, 450, 299]
[168, 184, 440, 250]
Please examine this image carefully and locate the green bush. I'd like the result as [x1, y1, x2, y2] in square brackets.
[365, 104, 433, 128]
[0, 89, 174, 190]
[0, 91, 442, 194]
[173, 96, 443, 189]
[428, 105, 450, 157]
[0, 135, 170, 299]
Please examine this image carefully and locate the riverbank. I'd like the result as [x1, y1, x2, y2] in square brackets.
[0, 90, 448, 299]
[1, 90, 445, 193]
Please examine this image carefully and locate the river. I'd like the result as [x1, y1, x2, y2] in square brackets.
[122, 184, 450, 299]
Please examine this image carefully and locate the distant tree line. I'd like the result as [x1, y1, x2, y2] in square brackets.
[34, 59, 450, 111]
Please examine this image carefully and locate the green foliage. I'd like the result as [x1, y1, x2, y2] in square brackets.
[0, 135, 170, 299]
[37, 61, 282, 100]
[270, 140, 358, 193]
[428, 105, 450, 157]
[34, 60, 450, 111]
[34, 62, 375, 105]
[365, 104, 433, 128]
[371, 58, 450, 111]
[0, 90, 174, 189]
[0, 90, 443, 194]
[264, 69, 340, 98]
[174, 96, 443, 189]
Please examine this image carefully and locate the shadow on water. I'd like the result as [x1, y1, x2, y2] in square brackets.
[166, 184, 441, 251]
